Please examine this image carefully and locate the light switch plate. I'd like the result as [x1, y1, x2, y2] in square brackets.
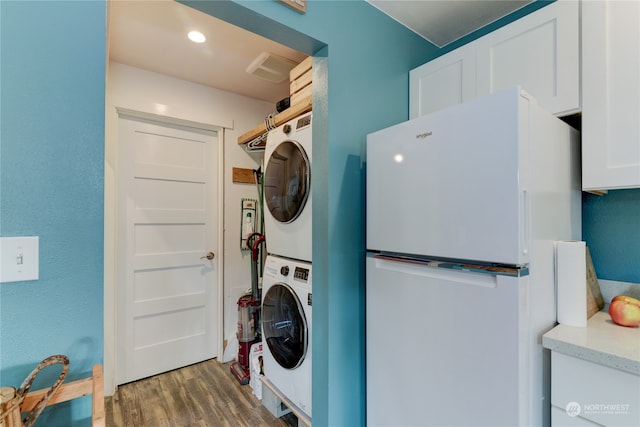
[0, 236, 39, 283]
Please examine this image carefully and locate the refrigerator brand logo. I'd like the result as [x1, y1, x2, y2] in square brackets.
[416, 131, 433, 139]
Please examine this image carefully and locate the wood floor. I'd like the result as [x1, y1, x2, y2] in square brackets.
[106, 359, 298, 427]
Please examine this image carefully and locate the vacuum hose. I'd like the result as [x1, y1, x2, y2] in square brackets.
[246, 232, 266, 301]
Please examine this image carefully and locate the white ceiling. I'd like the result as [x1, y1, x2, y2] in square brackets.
[107, 0, 533, 104]
[108, 0, 307, 104]
[367, 1, 533, 47]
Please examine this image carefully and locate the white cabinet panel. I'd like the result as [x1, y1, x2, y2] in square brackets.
[475, 0, 580, 116]
[582, 0, 640, 191]
[551, 352, 640, 427]
[551, 406, 602, 426]
[409, 43, 476, 118]
[409, 1, 580, 119]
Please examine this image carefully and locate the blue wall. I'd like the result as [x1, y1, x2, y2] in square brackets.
[583, 190, 640, 282]
[0, 1, 105, 425]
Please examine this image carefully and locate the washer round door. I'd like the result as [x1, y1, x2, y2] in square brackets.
[262, 283, 308, 369]
[264, 140, 310, 224]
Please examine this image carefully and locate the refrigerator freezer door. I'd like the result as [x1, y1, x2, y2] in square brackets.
[367, 87, 529, 265]
[366, 255, 534, 426]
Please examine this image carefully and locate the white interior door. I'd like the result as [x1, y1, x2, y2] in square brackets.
[117, 115, 220, 384]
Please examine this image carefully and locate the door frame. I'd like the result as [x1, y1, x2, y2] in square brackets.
[104, 106, 225, 392]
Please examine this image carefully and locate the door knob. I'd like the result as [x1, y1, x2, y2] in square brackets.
[201, 252, 215, 260]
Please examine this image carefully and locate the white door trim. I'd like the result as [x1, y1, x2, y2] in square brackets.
[105, 107, 224, 390]
[116, 107, 224, 132]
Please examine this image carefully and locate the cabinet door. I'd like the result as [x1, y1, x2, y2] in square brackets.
[409, 42, 475, 118]
[475, 0, 580, 116]
[551, 352, 640, 427]
[551, 406, 601, 426]
[582, 0, 640, 191]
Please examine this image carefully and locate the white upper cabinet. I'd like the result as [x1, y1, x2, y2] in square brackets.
[475, 0, 580, 116]
[582, 0, 640, 191]
[410, 0, 580, 119]
[409, 43, 476, 118]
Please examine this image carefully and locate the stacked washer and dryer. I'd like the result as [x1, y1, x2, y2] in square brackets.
[261, 112, 313, 419]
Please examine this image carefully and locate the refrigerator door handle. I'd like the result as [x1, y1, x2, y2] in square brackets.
[372, 253, 527, 280]
[372, 255, 499, 288]
[522, 189, 529, 256]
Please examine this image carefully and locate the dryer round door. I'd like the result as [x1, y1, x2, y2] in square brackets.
[264, 140, 310, 224]
[262, 283, 308, 369]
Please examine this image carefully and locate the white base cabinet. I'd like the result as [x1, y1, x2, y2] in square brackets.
[550, 352, 640, 427]
[581, 0, 640, 191]
[410, 0, 580, 119]
[551, 407, 602, 427]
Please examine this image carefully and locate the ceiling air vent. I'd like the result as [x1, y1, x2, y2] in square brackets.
[246, 52, 297, 83]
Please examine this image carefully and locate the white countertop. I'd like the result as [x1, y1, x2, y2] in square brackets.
[543, 310, 640, 376]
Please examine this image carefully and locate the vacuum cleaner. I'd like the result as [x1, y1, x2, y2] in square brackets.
[230, 232, 265, 385]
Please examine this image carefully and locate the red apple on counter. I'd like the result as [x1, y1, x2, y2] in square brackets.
[608, 295, 640, 327]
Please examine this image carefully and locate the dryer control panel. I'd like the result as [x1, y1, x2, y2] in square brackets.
[294, 266, 309, 282]
[296, 114, 311, 130]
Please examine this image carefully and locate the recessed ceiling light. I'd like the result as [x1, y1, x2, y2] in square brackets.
[188, 31, 206, 43]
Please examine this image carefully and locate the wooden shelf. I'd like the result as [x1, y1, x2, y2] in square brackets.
[237, 96, 312, 145]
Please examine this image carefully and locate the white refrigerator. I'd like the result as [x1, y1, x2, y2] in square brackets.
[365, 87, 581, 426]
